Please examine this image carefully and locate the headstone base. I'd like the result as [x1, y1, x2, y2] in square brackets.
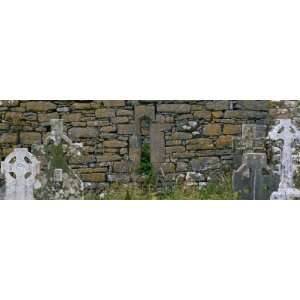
[270, 188, 300, 200]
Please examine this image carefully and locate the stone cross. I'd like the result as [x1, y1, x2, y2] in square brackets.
[233, 153, 279, 200]
[1, 148, 40, 200]
[47, 119, 82, 150]
[268, 119, 300, 199]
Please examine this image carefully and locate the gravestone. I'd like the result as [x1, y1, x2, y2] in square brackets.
[268, 119, 300, 200]
[33, 119, 84, 200]
[233, 153, 279, 200]
[0, 148, 40, 200]
[232, 124, 279, 199]
[232, 124, 267, 169]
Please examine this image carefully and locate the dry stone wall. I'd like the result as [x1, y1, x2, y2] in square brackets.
[0, 100, 270, 192]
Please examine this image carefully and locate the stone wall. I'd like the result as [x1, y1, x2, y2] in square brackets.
[0, 100, 270, 192]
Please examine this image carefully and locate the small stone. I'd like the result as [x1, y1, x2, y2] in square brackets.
[68, 127, 98, 139]
[216, 135, 232, 148]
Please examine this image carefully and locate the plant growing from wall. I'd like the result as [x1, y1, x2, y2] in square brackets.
[137, 143, 156, 188]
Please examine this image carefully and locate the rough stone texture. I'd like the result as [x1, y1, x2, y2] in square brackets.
[0, 100, 272, 192]
[20, 132, 42, 144]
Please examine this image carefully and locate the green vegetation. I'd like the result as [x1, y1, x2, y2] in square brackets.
[84, 173, 239, 200]
[137, 143, 156, 187]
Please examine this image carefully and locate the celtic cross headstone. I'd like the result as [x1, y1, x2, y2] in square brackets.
[268, 119, 300, 200]
[0, 148, 40, 200]
[33, 119, 84, 200]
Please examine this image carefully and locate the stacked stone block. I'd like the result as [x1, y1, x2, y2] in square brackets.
[0, 100, 270, 192]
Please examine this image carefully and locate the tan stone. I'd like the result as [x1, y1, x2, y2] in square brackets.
[223, 124, 241, 135]
[116, 109, 133, 116]
[81, 173, 106, 182]
[117, 124, 134, 134]
[112, 117, 129, 124]
[0, 133, 18, 144]
[171, 132, 192, 140]
[103, 100, 125, 107]
[193, 111, 211, 120]
[103, 140, 127, 148]
[24, 101, 56, 112]
[72, 102, 91, 110]
[97, 153, 122, 161]
[20, 132, 41, 144]
[5, 112, 23, 122]
[68, 127, 98, 139]
[38, 112, 59, 122]
[62, 113, 82, 122]
[157, 104, 190, 113]
[77, 167, 107, 174]
[212, 111, 223, 118]
[203, 124, 221, 136]
[95, 109, 115, 118]
[216, 135, 232, 148]
[100, 126, 116, 133]
[187, 138, 214, 150]
[166, 146, 185, 154]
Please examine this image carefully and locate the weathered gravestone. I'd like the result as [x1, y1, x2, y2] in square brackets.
[232, 124, 279, 199]
[268, 119, 300, 200]
[33, 119, 84, 200]
[0, 148, 40, 200]
[232, 124, 266, 169]
[233, 153, 279, 200]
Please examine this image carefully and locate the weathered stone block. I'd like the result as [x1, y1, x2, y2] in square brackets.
[157, 104, 190, 113]
[68, 127, 98, 139]
[38, 112, 59, 122]
[81, 173, 106, 182]
[24, 101, 56, 112]
[97, 154, 121, 162]
[223, 124, 241, 135]
[166, 146, 185, 154]
[206, 100, 229, 110]
[72, 102, 92, 110]
[113, 161, 129, 173]
[116, 109, 133, 116]
[103, 100, 125, 107]
[118, 124, 134, 135]
[193, 111, 211, 120]
[0, 133, 18, 144]
[203, 124, 221, 136]
[171, 132, 192, 140]
[62, 113, 82, 122]
[95, 109, 115, 118]
[100, 126, 116, 133]
[103, 140, 127, 148]
[212, 111, 224, 119]
[112, 117, 129, 124]
[216, 135, 232, 148]
[186, 138, 214, 150]
[20, 132, 42, 144]
[176, 162, 189, 172]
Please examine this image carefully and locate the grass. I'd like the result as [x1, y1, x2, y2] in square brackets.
[84, 173, 239, 200]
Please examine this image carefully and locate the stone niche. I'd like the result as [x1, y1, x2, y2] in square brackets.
[129, 105, 168, 176]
